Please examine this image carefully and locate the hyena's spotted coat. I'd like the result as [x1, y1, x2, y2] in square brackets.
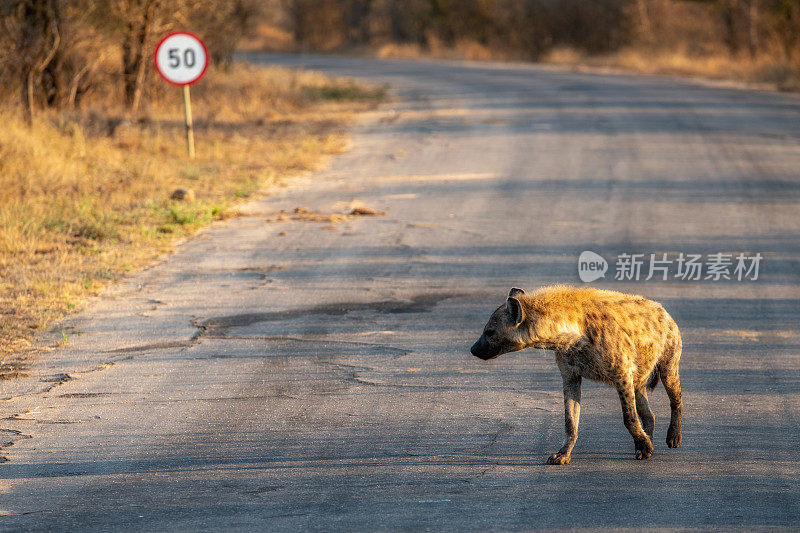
[470, 285, 682, 464]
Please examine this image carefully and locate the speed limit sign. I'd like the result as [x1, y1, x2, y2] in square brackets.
[154, 32, 208, 158]
[154, 32, 208, 85]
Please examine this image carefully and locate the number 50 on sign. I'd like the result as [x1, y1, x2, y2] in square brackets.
[154, 32, 208, 158]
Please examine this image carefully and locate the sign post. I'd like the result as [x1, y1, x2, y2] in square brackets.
[182, 84, 194, 158]
[154, 32, 208, 158]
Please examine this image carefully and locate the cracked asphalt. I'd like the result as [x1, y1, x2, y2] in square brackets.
[2, 54, 800, 531]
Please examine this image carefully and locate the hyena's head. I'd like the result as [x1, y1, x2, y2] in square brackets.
[471, 288, 529, 360]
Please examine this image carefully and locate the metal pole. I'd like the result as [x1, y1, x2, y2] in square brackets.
[183, 84, 195, 158]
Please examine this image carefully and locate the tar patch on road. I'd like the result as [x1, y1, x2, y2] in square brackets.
[193, 292, 465, 338]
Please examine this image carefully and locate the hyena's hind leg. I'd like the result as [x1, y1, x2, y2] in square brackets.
[662, 369, 682, 448]
[634, 389, 655, 441]
[661, 336, 683, 448]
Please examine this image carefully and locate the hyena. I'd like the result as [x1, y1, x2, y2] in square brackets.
[470, 285, 682, 464]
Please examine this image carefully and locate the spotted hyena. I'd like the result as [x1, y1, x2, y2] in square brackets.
[470, 285, 682, 464]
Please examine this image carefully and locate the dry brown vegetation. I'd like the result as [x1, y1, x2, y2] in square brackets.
[0, 63, 385, 379]
[0, 0, 269, 119]
[541, 46, 800, 91]
[541, 0, 800, 90]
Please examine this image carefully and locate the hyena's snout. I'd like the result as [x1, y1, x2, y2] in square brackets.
[470, 336, 502, 360]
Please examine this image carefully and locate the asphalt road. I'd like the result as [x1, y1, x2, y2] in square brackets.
[2, 54, 800, 531]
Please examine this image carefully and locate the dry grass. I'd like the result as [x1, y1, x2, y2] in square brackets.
[542, 46, 800, 92]
[0, 62, 385, 378]
[376, 38, 512, 62]
[373, 39, 800, 91]
[359, 39, 800, 92]
[374, 40, 800, 91]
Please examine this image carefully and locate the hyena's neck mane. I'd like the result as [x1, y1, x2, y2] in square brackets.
[521, 285, 594, 351]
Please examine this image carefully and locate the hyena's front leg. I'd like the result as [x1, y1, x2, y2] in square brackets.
[634, 389, 655, 441]
[547, 374, 581, 465]
[617, 382, 654, 460]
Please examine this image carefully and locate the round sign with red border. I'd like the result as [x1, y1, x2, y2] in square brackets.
[154, 32, 208, 86]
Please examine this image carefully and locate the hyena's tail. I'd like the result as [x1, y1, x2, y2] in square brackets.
[646, 365, 660, 391]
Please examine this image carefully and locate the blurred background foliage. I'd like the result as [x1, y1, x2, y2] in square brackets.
[0, 0, 266, 121]
[283, 0, 800, 61]
[275, 0, 800, 88]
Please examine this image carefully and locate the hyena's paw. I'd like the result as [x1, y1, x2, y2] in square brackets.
[666, 425, 682, 448]
[546, 452, 571, 465]
[634, 438, 654, 460]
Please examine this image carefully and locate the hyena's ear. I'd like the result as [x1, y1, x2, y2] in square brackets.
[506, 297, 525, 327]
[508, 287, 525, 298]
